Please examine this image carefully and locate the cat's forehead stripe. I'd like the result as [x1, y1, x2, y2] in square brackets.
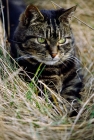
[45, 18, 62, 39]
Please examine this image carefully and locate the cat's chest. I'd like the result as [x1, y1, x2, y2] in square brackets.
[40, 65, 64, 93]
[18, 58, 64, 93]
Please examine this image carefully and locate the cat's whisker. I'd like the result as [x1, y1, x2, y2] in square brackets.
[66, 55, 81, 64]
[66, 58, 75, 64]
[16, 55, 32, 61]
[59, 59, 67, 67]
[65, 55, 80, 65]
[68, 59, 78, 65]
[70, 56, 81, 64]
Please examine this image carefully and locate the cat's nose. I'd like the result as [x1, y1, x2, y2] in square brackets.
[51, 53, 57, 58]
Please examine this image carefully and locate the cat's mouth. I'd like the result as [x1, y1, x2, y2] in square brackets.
[38, 54, 60, 65]
[42, 59, 60, 65]
[16, 54, 60, 65]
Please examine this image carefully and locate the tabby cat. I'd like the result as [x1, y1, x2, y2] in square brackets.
[4, 2, 83, 116]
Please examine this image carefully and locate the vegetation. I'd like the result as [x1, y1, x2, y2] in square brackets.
[0, 0, 94, 139]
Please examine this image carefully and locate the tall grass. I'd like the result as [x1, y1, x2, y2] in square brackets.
[0, 0, 94, 139]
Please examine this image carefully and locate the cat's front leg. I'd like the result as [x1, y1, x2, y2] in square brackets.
[61, 70, 83, 116]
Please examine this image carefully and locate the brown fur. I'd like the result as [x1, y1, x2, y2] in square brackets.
[11, 4, 83, 116]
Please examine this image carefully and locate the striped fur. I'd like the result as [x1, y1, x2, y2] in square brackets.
[11, 4, 83, 116]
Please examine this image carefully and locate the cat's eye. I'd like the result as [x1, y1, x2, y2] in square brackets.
[58, 38, 66, 44]
[37, 37, 46, 44]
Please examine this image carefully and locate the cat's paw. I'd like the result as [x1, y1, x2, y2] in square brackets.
[68, 99, 81, 117]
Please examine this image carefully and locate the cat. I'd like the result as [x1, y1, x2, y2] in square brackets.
[3, 2, 83, 116]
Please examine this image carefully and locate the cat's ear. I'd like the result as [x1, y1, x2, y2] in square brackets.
[20, 4, 44, 26]
[59, 5, 77, 21]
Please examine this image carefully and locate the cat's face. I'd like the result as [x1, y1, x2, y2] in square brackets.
[14, 4, 76, 65]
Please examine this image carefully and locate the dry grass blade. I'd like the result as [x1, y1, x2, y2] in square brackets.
[0, 0, 6, 57]
[67, 93, 94, 140]
[51, 1, 94, 30]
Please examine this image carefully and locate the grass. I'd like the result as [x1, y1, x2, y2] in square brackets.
[0, 0, 94, 139]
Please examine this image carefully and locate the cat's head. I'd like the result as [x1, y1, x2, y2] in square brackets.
[14, 4, 77, 65]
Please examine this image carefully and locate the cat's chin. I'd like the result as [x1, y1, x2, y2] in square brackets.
[31, 55, 60, 65]
[39, 57, 60, 65]
[42, 60, 59, 65]
[35, 58, 60, 65]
